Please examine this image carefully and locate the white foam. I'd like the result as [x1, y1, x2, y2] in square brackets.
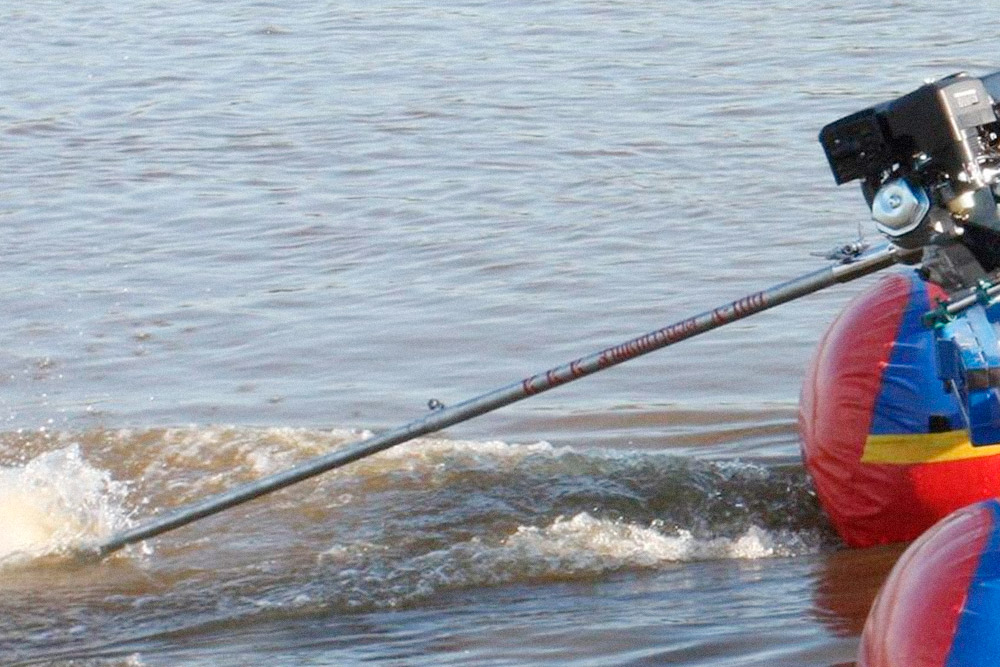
[353, 436, 565, 475]
[321, 512, 820, 608]
[504, 513, 806, 564]
[0, 445, 133, 565]
[106, 426, 572, 484]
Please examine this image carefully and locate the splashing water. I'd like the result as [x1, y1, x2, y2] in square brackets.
[0, 445, 133, 565]
[505, 512, 811, 564]
[318, 511, 823, 610]
[0, 427, 832, 618]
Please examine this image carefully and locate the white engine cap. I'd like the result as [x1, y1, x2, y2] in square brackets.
[871, 178, 930, 237]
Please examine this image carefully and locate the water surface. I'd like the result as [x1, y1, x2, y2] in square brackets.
[1, 1, 996, 664]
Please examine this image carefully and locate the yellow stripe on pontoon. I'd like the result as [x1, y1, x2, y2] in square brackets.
[862, 430, 1000, 464]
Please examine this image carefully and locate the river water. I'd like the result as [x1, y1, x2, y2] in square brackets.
[1, 1, 996, 665]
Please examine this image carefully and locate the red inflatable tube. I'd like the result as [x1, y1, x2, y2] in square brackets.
[858, 498, 1000, 666]
[800, 270, 1000, 547]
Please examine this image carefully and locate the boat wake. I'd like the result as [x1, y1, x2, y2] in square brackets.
[0, 425, 833, 611]
[319, 510, 820, 609]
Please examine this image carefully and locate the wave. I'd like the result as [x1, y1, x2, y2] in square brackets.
[0, 426, 832, 611]
[318, 511, 823, 610]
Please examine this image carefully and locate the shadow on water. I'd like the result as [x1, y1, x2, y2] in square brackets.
[810, 543, 906, 639]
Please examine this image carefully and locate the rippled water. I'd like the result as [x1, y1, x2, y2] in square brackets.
[1, 1, 996, 665]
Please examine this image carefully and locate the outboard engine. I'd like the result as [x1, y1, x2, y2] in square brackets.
[821, 72, 1000, 262]
[820, 71, 1000, 445]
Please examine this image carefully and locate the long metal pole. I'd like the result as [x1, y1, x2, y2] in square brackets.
[91, 243, 917, 559]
